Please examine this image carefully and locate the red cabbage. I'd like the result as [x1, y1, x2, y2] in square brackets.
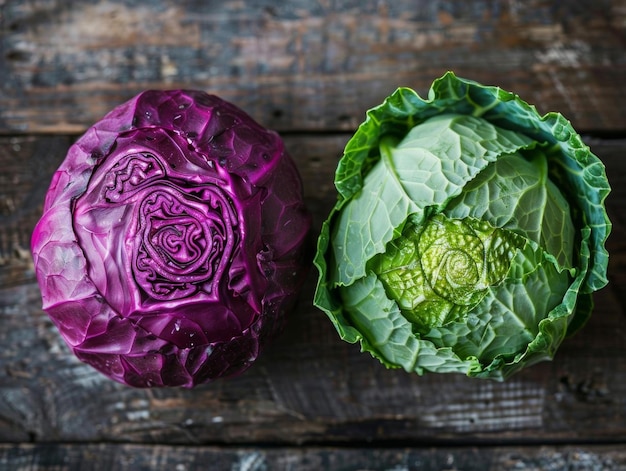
[31, 90, 311, 388]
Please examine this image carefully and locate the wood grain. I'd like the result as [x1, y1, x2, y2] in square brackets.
[1, 0, 625, 134]
[1, 443, 626, 471]
[1, 134, 624, 445]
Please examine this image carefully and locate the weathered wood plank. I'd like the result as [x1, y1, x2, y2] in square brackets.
[1, 443, 626, 471]
[1, 0, 625, 134]
[0, 135, 625, 444]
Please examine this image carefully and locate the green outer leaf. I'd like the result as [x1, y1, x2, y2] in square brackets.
[473, 226, 592, 379]
[313, 71, 611, 379]
[339, 271, 420, 371]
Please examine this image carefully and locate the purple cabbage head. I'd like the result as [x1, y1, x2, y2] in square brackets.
[31, 90, 311, 388]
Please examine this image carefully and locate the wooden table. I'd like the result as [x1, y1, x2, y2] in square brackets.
[1, 1, 625, 469]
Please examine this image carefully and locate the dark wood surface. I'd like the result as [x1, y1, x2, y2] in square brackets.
[1, 1, 626, 470]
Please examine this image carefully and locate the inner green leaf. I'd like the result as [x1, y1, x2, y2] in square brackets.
[372, 214, 525, 331]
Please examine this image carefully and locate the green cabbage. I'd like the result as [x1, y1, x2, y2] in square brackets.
[314, 72, 611, 380]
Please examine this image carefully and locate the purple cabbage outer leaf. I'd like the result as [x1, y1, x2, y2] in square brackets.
[31, 90, 311, 388]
